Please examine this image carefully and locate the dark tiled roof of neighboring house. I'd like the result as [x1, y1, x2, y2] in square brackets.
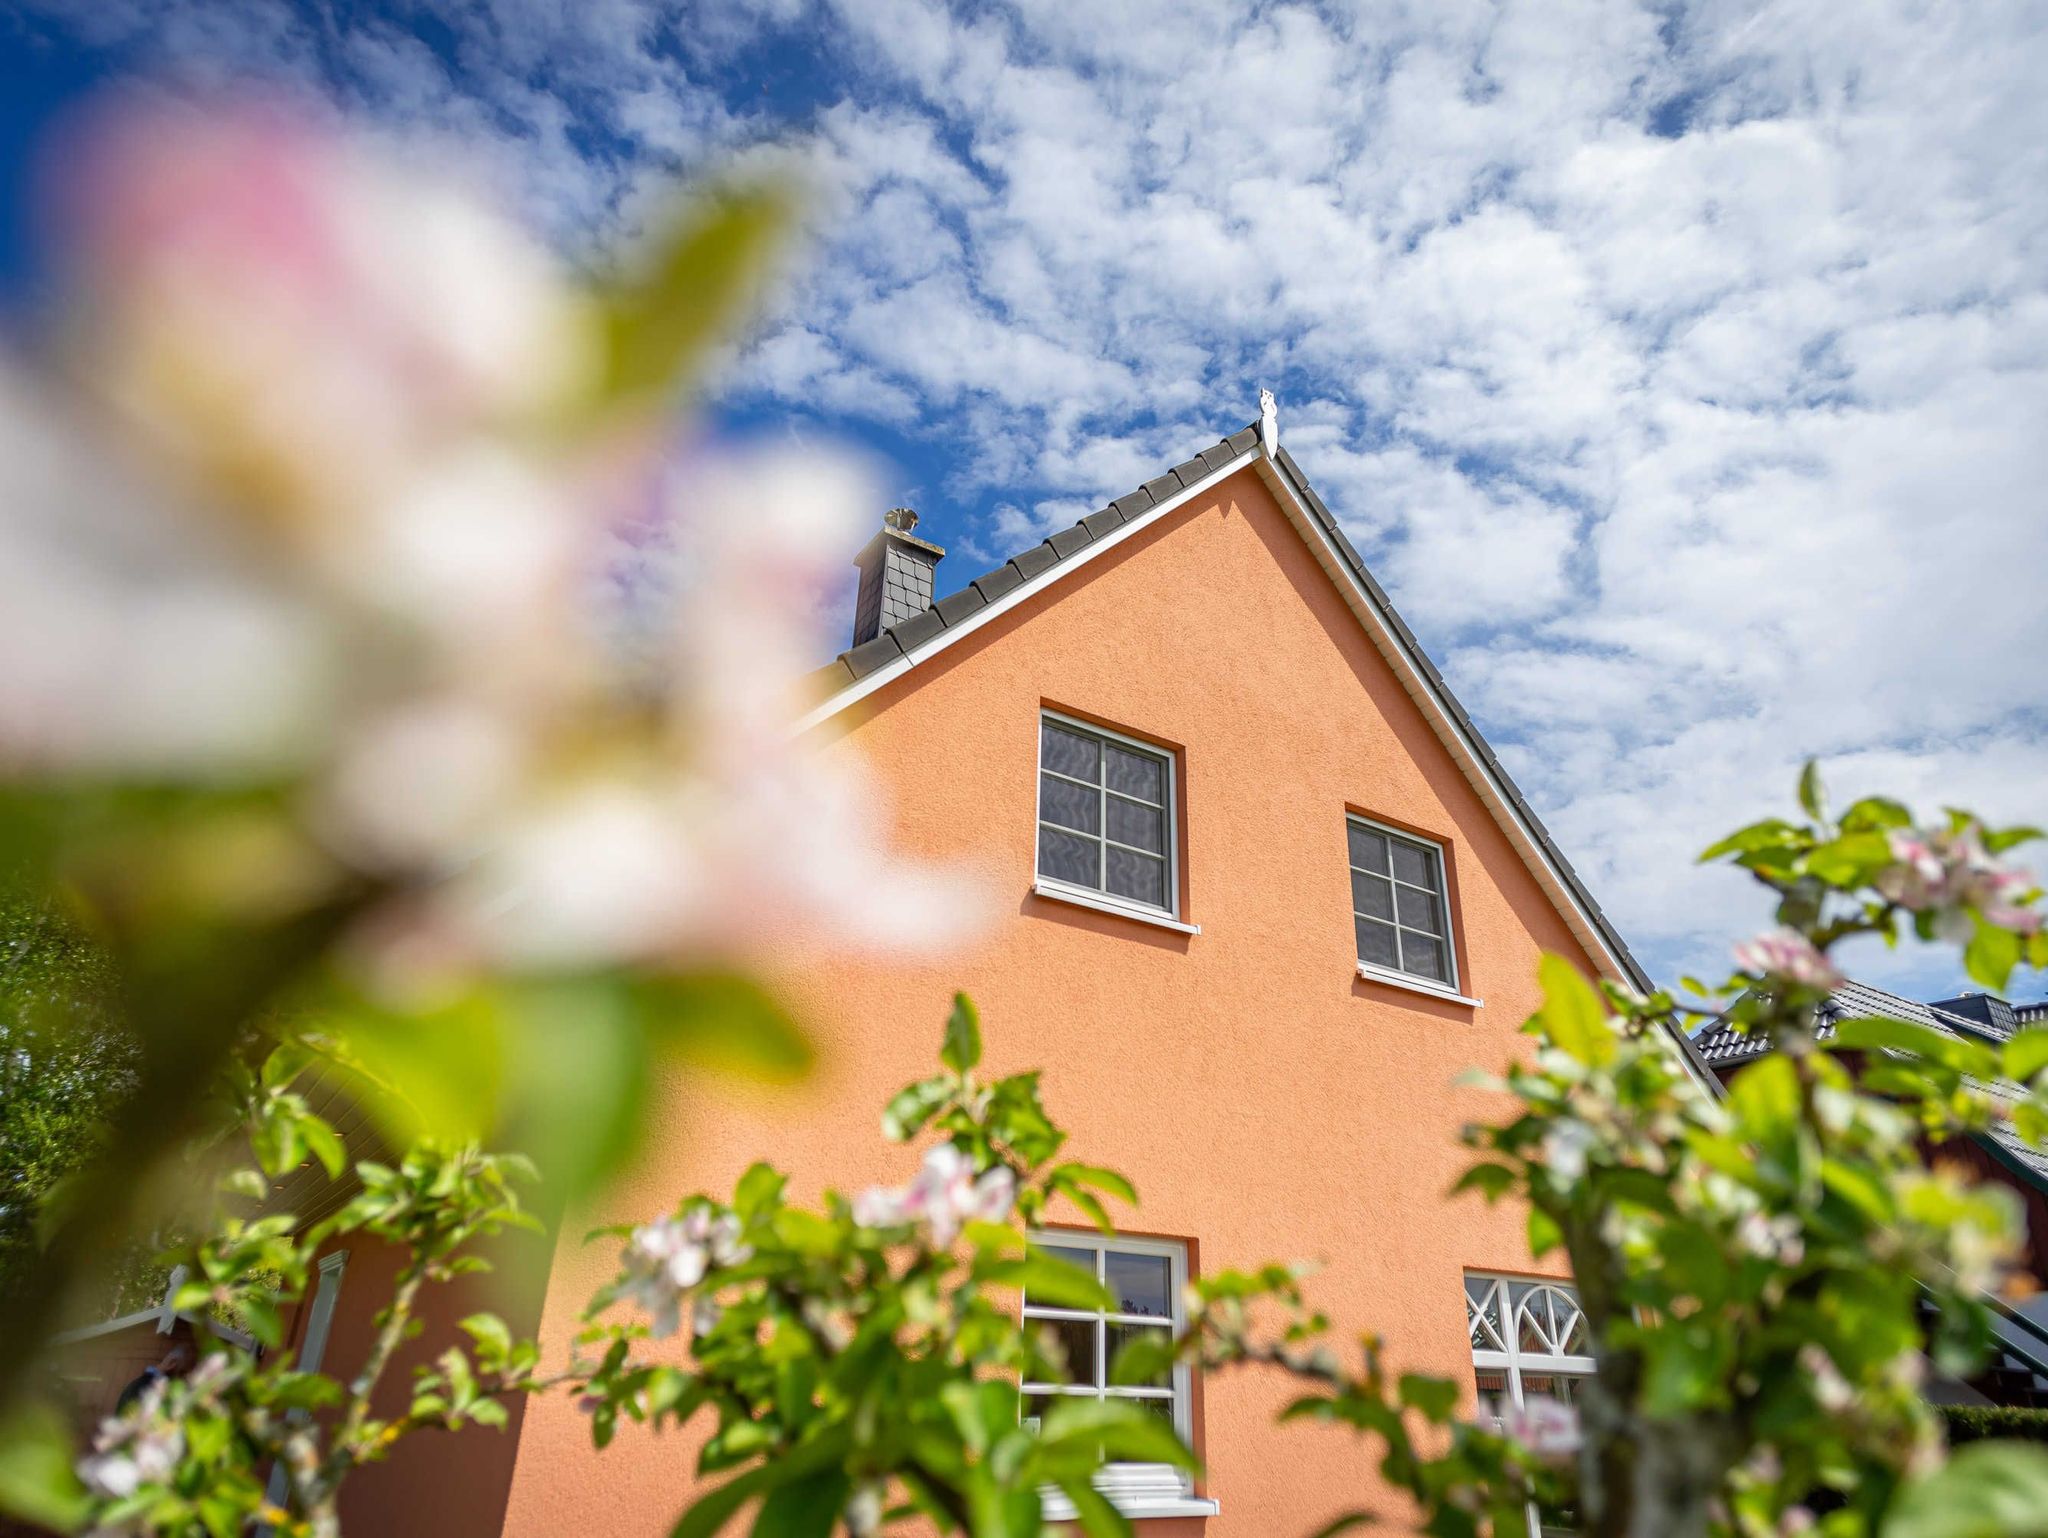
[797, 414, 1722, 1090]
[1694, 978, 2048, 1184]
[1692, 978, 1992, 1068]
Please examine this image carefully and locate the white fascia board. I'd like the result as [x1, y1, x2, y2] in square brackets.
[793, 446, 1261, 736]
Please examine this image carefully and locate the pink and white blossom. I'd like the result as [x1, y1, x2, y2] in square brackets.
[1499, 1395, 1581, 1461]
[1797, 1344, 1854, 1412]
[855, 1144, 1017, 1249]
[77, 1382, 185, 1502]
[1733, 928, 1844, 991]
[1876, 824, 2040, 939]
[2, 98, 988, 983]
[617, 1209, 749, 1339]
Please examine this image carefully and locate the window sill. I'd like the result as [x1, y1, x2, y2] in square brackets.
[1356, 963, 1482, 1007]
[1042, 1492, 1220, 1523]
[1032, 880, 1200, 935]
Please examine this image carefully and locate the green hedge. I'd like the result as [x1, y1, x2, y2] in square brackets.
[1940, 1404, 2048, 1445]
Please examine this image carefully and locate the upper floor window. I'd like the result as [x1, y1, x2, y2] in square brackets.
[1349, 816, 1458, 989]
[1465, 1273, 1592, 1424]
[1036, 713, 1177, 917]
[1024, 1232, 1203, 1516]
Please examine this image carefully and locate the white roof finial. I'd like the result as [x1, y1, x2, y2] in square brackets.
[1258, 388, 1279, 453]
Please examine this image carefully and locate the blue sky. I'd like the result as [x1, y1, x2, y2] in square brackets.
[5, 0, 2046, 1005]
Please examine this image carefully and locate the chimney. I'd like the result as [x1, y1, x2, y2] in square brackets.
[850, 507, 945, 647]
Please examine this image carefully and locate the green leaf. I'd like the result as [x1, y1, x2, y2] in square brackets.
[300, 1115, 348, 1180]
[1699, 818, 1803, 863]
[1048, 1163, 1137, 1206]
[1535, 953, 1613, 1067]
[642, 973, 812, 1083]
[1728, 1054, 1801, 1140]
[735, 1163, 787, 1224]
[1055, 1479, 1135, 1538]
[991, 1248, 1114, 1312]
[1831, 1016, 1999, 1079]
[941, 993, 983, 1074]
[1108, 1330, 1179, 1388]
[1396, 1373, 1461, 1422]
[1450, 1163, 1516, 1202]
[2005, 1029, 2048, 1083]
[1306, 1517, 1381, 1538]
[595, 181, 799, 416]
[462, 1313, 514, 1360]
[0, 1404, 88, 1533]
[1798, 760, 1826, 821]
[749, 1469, 851, 1538]
[881, 1076, 954, 1143]
[672, 1427, 853, 1538]
[1527, 1207, 1563, 1259]
[1883, 1442, 2048, 1538]
[1039, 1398, 1196, 1471]
[1840, 796, 1914, 833]
[1965, 918, 2023, 993]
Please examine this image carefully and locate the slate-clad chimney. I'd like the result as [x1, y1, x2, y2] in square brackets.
[851, 507, 945, 647]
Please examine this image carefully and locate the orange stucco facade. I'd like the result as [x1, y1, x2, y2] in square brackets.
[338, 458, 1591, 1535]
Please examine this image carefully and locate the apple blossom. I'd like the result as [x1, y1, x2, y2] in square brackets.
[76, 1381, 185, 1504]
[1499, 1395, 1582, 1461]
[854, 1143, 1017, 1249]
[1876, 823, 2040, 940]
[615, 1208, 749, 1340]
[1732, 927, 1844, 990]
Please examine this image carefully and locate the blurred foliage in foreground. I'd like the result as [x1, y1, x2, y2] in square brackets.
[0, 90, 972, 1424]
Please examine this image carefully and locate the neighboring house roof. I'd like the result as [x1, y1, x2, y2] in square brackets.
[1693, 977, 2048, 1186]
[1692, 978, 1993, 1069]
[797, 411, 1718, 1092]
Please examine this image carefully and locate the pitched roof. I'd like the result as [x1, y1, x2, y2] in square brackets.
[1693, 977, 2048, 1184]
[798, 415, 1715, 1090]
[1692, 977, 2006, 1070]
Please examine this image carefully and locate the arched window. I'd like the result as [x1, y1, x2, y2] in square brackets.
[1465, 1273, 1593, 1423]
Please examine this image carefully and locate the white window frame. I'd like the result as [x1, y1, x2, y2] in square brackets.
[1034, 711, 1184, 926]
[1464, 1271, 1594, 1421]
[263, 1250, 349, 1521]
[1024, 1231, 1216, 1521]
[1348, 813, 1462, 994]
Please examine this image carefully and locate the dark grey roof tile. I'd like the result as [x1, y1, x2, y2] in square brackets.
[1046, 524, 1092, 558]
[806, 659, 854, 693]
[1080, 506, 1124, 538]
[1110, 489, 1153, 520]
[841, 632, 904, 679]
[1141, 470, 1184, 503]
[1225, 425, 1259, 454]
[933, 586, 987, 627]
[1012, 543, 1059, 580]
[888, 605, 945, 653]
[973, 563, 1024, 603]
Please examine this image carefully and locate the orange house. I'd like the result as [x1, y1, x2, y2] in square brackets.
[298, 402, 1715, 1536]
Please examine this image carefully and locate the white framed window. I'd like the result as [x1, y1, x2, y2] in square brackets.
[1024, 1232, 1212, 1518]
[1465, 1273, 1593, 1423]
[1036, 713, 1179, 920]
[1349, 815, 1459, 990]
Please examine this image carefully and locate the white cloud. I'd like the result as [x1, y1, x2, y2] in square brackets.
[26, 0, 2048, 1001]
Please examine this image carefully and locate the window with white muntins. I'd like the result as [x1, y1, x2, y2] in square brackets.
[1349, 816, 1458, 989]
[1036, 714, 1178, 918]
[1023, 1232, 1210, 1518]
[1465, 1273, 1593, 1423]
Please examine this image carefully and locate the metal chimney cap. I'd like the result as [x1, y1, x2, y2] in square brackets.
[884, 507, 919, 533]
